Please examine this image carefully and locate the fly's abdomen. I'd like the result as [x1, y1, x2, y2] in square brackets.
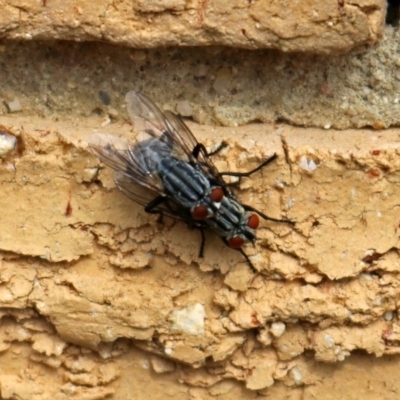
[131, 138, 172, 174]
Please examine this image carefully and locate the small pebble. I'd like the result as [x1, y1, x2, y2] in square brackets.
[213, 67, 232, 94]
[99, 90, 111, 106]
[176, 100, 192, 117]
[0, 131, 17, 157]
[7, 98, 22, 113]
[384, 311, 394, 321]
[194, 64, 209, 78]
[270, 321, 286, 337]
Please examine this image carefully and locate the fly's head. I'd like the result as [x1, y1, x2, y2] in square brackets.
[201, 195, 261, 250]
[226, 212, 260, 249]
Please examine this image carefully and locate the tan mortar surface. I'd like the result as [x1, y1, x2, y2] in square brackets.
[0, 115, 399, 397]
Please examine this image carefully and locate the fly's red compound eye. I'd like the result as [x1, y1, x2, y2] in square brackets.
[228, 236, 244, 249]
[210, 187, 224, 203]
[247, 214, 260, 230]
[191, 204, 209, 220]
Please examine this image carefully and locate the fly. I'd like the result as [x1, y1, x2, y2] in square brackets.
[88, 92, 293, 271]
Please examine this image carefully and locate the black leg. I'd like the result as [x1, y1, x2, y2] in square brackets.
[221, 237, 257, 273]
[144, 195, 167, 213]
[218, 154, 277, 178]
[198, 228, 205, 258]
[242, 204, 295, 225]
[237, 248, 258, 273]
[192, 141, 228, 159]
[207, 141, 228, 157]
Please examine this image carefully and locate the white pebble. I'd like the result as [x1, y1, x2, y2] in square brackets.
[0, 132, 17, 157]
[5, 162, 15, 172]
[299, 155, 318, 172]
[270, 321, 286, 337]
[171, 303, 205, 336]
[83, 167, 99, 182]
[384, 311, 394, 321]
[289, 366, 303, 384]
[164, 347, 173, 355]
[100, 116, 111, 127]
[360, 273, 373, 281]
[363, 249, 375, 258]
[308, 159, 317, 171]
[324, 334, 334, 348]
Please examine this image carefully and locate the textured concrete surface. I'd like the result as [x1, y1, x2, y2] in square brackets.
[0, 0, 386, 53]
[2, 27, 400, 130]
[0, 2, 399, 399]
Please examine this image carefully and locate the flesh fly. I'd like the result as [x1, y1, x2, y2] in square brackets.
[89, 92, 292, 271]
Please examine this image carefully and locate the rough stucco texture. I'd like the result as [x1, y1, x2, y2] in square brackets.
[3, 26, 400, 131]
[0, 114, 400, 398]
[0, 0, 386, 54]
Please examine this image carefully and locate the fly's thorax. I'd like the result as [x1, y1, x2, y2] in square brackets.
[226, 212, 259, 249]
[205, 196, 260, 248]
[158, 158, 211, 208]
[190, 186, 225, 220]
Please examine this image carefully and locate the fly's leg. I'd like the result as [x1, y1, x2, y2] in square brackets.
[198, 228, 206, 258]
[145, 195, 207, 255]
[242, 204, 295, 225]
[221, 238, 257, 273]
[144, 196, 167, 222]
[218, 153, 277, 179]
[192, 141, 228, 159]
[144, 195, 166, 213]
[208, 142, 228, 157]
[237, 248, 258, 273]
[185, 221, 207, 258]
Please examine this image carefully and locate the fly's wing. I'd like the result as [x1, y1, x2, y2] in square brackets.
[163, 110, 221, 179]
[125, 91, 187, 160]
[114, 172, 197, 222]
[88, 133, 165, 194]
[88, 134, 193, 221]
[125, 92, 222, 179]
[89, 92, 228, 220]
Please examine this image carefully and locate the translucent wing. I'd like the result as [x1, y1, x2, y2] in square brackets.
[88, 134, 199, 221]
[163, 110, 221, 179]
[125, 92, 221, 179]
[88, 92, 226, 220]
[88, 133, 167, 194]
[114, 172, 201, 222]
[125, 91, 190, 163]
